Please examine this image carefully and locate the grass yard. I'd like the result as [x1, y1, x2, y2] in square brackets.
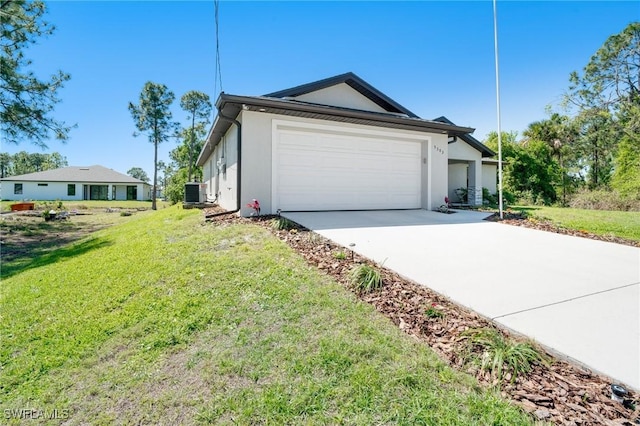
[0, 207, 535, 425]
[516, 205, 640, 242]
[0, 200, 170, 212]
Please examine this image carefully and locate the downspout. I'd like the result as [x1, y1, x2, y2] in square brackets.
[205, 105, 242, 219]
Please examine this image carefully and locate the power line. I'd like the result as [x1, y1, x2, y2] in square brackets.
[214, 0, 223, 97]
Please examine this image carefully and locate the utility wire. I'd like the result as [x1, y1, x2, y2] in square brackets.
[214, 0, 223, 96]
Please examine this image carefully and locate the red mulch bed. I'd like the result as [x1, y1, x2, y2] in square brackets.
[204, 209, 639, 425]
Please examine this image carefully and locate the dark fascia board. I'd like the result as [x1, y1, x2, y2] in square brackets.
[196, 95, 475, 167]
[433, 116, 495, 158]
[223, 94, 473, 133]
[263, 72, 419, 118]
[196, 101, 242, 167]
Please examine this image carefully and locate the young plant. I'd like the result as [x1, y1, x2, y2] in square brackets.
[333, 251, 347, 260]
[270, 217, 296, 231]
[349, 263, 383, 293]
[425, 303, 444, 319]
[463, 327, 548, 382]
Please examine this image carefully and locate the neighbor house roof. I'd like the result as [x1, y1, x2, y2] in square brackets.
[433, 116, 496, 158]
[0, 165, 146, 184]
[198, 73, 478, 166]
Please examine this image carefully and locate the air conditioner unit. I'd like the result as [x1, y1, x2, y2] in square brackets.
[184, 182, 208, 203]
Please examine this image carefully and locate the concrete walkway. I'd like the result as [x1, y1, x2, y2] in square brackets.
[284, 209, 640, 390]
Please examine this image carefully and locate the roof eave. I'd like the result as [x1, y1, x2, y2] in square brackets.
[221, 94, 473, 134]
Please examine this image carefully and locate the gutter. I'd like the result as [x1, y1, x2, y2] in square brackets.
[205, 106, 242, 219]
[219, 94, 475, 135]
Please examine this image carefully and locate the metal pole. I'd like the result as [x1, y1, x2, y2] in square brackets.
[493, 0, 504, 219]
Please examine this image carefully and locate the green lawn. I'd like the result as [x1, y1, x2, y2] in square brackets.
[1, 199, 169, 212]
[515, 205, 640, 242]
[0, 207, 535, 425]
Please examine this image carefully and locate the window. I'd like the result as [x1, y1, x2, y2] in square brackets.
[14, 183, 23, 194]
[68, 184, 76, 196]
[89, 185, 108, 200]
[37, 183, 48, 186]
[126, 186, 137, 200]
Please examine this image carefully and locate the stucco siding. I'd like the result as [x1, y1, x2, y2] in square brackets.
[429, 135, 449, 209]
[482, 164, 498, 194]
[201, 110, 452, 216]
[202, 123, 239, 212]
[293, 83, 388, 113]
[448, 163, 468, 202]
[449, 138, 482, 162]
[0, 181, 148, 201]
[1, 182, 79, 201]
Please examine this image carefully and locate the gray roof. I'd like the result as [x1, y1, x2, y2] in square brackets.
[0, 165, 147, 184]
[433, 116, 496, 158]
[197, 73, 478, 166]
[264, 72, 419, 118]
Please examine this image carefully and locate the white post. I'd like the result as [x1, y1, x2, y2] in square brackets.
[493, 0, 504, 219]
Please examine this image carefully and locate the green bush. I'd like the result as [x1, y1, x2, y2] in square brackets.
[482, 188, 498, 206]
[568, 189, 640, 211]
[463, 328, 548, 382]
[349, 264, 383, 293]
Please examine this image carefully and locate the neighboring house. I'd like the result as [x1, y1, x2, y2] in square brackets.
[434, 116, 497, 204]
[197, 72, 496, 217]
[0, 165, 152, 201]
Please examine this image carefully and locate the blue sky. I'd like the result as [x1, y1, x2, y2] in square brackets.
[2, 1, 638, 178]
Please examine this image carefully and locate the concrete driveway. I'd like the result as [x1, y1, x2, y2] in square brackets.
[283, 209, 640, 390]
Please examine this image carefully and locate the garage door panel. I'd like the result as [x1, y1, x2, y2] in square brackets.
[276, 128, 422, 211]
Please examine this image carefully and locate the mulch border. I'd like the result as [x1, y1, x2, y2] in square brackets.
[204, 210, 639, 425]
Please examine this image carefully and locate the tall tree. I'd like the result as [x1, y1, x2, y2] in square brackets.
[0, 152, 12, 177]
[565, 22, 640, 190]
[0, 0, 73, 148]
[128, 82, 178, 210]
[179, 91, 211, 181]
[127, 167, 150, 183]
[523, 113, 579, 203]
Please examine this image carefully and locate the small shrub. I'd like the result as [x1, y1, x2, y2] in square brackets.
[270, 217, 296, 231]
[333, 251, 347, 260]
[120, 211, 132, 217]
[425, 304, 444, 319]
[305, 232, 321, 243]
[463, 327, 548, 382]
[349, 263, 383, 293]
[482, 188, 498, 206]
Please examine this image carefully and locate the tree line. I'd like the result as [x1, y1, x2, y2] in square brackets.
[129, 84, 212, 210]
[484, 22, 639, 209]
[0, 152, 68, 178]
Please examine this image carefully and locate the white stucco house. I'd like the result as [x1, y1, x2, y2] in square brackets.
[434, 116, 497, 205]
[0, 165, 152, 201]
[197, 72, 497, 217]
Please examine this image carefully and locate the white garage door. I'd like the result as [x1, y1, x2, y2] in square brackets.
[274, 127, 422, 211]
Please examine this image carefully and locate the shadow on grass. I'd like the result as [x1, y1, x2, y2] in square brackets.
[510, 206, 543, 216]
[1, 237, 112, 279]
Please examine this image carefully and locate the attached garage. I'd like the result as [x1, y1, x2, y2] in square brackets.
[197, 72, 477, 217]
[273, 124, 422, 211]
